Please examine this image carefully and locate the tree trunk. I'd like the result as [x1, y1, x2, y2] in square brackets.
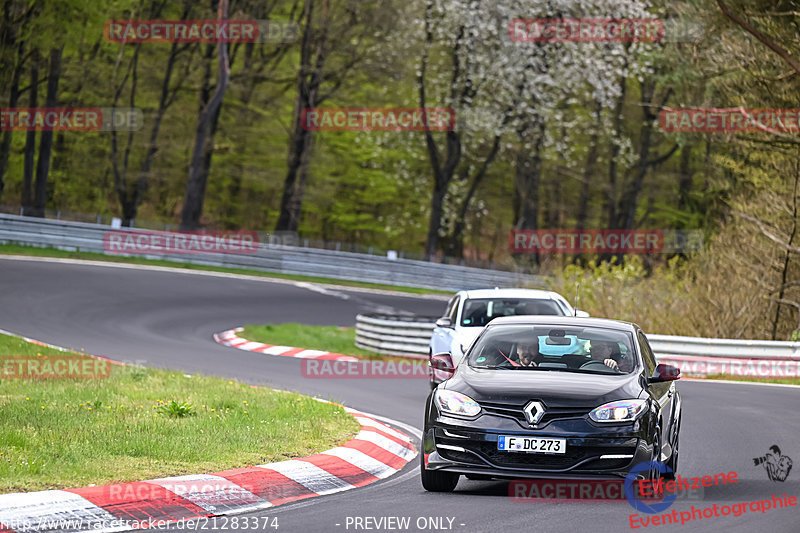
[617, 80, 656, 230]
[275, 0, 329, 233]
[606, 75, 626, 230]
[514, 122, 546, 266]
[772, 158, 800, 339]
[617, 82, 677, 230]
[677, 144, 692, 210]
[110, 43, 141, 227]
[546, 176, 561, 228]
[0, 38, 25, 200]
[446, 131, 504, 259]
[224, 42, 254, 228]
[424, 174, 448, 261]
[275, 116, 315, 231]
[30, 47, 62, 218]
[180, 0, 230, 230]
[577, 101, 602, 230]
[126, 39, 182, 225]
[418, 0, 464, 260]
[21, 48, 38, 215]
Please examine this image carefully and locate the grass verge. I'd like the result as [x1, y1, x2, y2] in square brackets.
[241, 324, 382, 358]
[239, 324, 427, 364]
[701, 374, 800, 386]
[0, 243, 448, 296]
[0, 333, 360, 493]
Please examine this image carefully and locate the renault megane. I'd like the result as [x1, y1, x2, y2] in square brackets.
[421, 316, 681, 492]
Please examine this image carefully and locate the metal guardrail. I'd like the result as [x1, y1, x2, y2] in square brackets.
[646, 334, 800, 360]
[0, 214, 544, 291]
[355, 314, 800, 378]
[355, 314, 439, 357]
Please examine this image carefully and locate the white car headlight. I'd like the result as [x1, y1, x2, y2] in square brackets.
[589, 399, 647, 423]
[434, 390, 481, 418]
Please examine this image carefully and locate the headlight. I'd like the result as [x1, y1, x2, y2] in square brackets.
[434, 390, 481, 418]
[589, 399, 647, 423]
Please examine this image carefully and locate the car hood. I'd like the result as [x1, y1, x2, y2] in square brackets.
[444, 364, 643, 408]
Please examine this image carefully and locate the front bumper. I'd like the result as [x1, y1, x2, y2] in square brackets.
[423, 423, 652, 480]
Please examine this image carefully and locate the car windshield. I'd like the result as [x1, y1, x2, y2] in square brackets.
[460, 298, 564, 327]
[467, 324, 637, 374]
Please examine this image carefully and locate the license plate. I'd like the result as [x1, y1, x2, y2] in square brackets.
[497, 436, 566, 454]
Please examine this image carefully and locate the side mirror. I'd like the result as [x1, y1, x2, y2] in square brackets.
[430, 353, 456, 380]
[649, 363, 680, 383]
[575, 309, 590, 318]
[435, 317, 453, 328]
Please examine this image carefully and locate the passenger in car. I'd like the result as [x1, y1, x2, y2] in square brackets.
[589, 340, 629, 371]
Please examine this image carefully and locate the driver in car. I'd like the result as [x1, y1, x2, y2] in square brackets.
[589, 340, 628, 371]
[516, 341, 542, 367]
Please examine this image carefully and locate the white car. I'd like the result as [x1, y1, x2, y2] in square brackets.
[428, 288, 588, 388]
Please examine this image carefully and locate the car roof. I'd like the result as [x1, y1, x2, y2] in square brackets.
[459, 288, 566, 301]
[485, 315, 640, 333]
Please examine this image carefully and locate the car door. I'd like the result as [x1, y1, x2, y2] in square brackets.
[431, 295, 459, 355]
[638, 330, 673, 460]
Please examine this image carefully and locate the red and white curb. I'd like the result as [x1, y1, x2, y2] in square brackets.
[0, 407, 416, 533]
[214, 328, 359, 362]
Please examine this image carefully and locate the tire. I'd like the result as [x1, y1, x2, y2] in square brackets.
[420, 454, 459, 492]
[663, 418, 680, 480]
[648, 433, 661, 483]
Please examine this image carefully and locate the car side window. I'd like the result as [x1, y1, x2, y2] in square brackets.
[443, 296, 457, 319]
[637, 331, 656, 376]
[448, 296, 460, 323]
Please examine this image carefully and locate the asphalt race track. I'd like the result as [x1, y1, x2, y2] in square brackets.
[1, 256, 797, 533]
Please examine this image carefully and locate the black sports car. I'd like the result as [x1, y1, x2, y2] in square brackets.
[421, 316, 681, 492]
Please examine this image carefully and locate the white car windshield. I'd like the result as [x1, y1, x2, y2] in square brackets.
[460, 298, 564, 327]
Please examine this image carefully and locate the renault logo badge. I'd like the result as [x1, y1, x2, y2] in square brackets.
[523, 401, 545, 426]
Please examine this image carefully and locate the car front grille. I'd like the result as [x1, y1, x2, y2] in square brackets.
[480, 401, 591, 428]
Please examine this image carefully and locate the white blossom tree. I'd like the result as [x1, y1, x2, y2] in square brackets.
[402, 0, 657, 260]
